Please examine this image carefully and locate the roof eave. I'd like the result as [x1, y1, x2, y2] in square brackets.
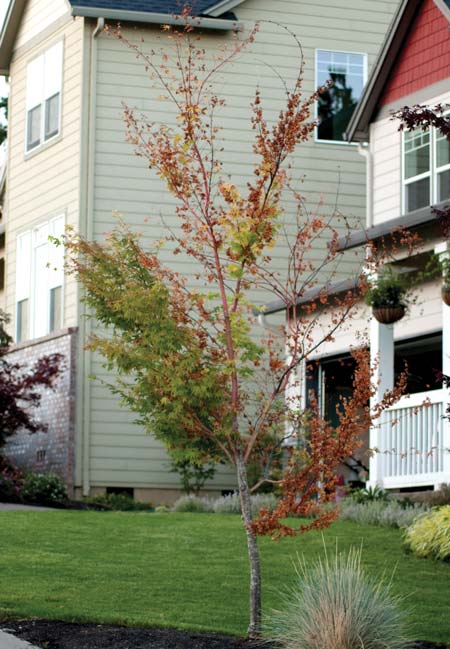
[70, 6, 241, 30]
[345, 0, 420, 143]
[205, 0, 246, 17]
[336, 202, 445, 252]
[0, 0, 27, 76]
[260, 277, 362, 316]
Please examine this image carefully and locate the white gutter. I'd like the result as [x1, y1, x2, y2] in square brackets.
[257, 313, 285, 337]
[70, 7, 241, 31]
[81, 16, 104, 497]
[358, 142, 373, 229]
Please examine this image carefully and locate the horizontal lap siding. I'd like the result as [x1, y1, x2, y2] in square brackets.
[371, 88, 450, 227]
[308, 279, 443, 359]
[86, 0, 398, 490]
[371, 116, 402, 225]
[15, 0, 69, 49]
[381, 0, 450, 106]
[6, 17, 84, 332]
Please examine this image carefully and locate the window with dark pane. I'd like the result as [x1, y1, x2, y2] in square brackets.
[17, 299, 29, 343]
[50, 285, 62, 332]
[437, 127, 450, 202]
[45, 93, 60, 141]
[316, 50, 366, 142]
[27, 105, 41, 150]
[404, 130, 430, 211]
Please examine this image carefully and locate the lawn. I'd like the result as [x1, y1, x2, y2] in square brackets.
[0, 511, 449, 642]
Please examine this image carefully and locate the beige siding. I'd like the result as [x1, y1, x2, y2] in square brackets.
[5, 16, 84, 331]
[84, 0, 399, 491]
[308, 278, 443, 361]
[371, 88, 450, 226]
[15, 0, 69, 50]
[371, 116, 402, 225]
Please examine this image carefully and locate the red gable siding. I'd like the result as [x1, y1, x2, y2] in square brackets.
[380, 0, 450, 106]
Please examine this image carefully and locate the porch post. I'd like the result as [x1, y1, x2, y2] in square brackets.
[436, 242, 450, 485]
[369, 317, 394, 487]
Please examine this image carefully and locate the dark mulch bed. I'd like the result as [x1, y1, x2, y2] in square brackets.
[1, 620, 448, 649]
[0, 620, 270, 649]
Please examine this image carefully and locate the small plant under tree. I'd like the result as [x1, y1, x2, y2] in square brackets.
[62, 15, 409, 637]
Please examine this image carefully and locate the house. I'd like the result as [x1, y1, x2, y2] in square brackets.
[264, 0, 450, 491]
[0, 0, 399, 502]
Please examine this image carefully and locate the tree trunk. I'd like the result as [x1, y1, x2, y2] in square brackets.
[236, 450, 262, 638]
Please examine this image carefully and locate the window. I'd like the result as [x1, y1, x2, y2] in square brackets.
[316, 50, 367, 142]
[403, 121, 450, 213]
[26, 41, 63, 152]
[16, 216, 64, 342]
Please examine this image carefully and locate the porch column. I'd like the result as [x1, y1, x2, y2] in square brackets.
[436, 242, 450, 485]
[369, 317, 394, 487]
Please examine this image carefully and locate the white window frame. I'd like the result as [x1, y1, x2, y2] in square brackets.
[16, 215, 65, 342]
[314, 48, 368, 146]
[435, 120, 450, 203]
[25, 40, 63, 154]
[401, 114, 450, 214]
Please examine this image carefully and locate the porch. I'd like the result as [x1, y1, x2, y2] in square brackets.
[370, 388, 450, 490]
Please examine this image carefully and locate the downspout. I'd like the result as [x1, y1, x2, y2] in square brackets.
[82, 17, 104, 496]
[257, 312, 284, 337]
[358, 142, 373, 229]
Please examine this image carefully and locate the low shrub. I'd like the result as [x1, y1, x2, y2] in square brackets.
[410, 483, 450, 508]
[350, 485, 389, 504]
[87, 493, 153, 511]
[172, 495, 213, 513]
[404, 506, 450, 561]
[21, 472, 67, 504]
[0, 461, 24, 503]
[267, 549, 409, 649]
[212, 493, 241, 514]
[212, 492, 279, 514]
[340, 499, 426, 529]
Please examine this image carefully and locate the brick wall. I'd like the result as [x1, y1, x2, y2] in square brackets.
[2, 328, 78, 495]
[381, 0, 450, 106]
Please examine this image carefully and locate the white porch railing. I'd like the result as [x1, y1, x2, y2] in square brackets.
[373, 388, 450, 489]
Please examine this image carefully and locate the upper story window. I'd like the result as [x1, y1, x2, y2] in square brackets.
[26, 41, 63, 153]
[403, 122, 450, 213]
[16, 215, 64, 342]
[316, 49, 367, 143]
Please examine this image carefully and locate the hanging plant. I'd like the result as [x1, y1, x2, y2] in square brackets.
[365, 270, 408, 324]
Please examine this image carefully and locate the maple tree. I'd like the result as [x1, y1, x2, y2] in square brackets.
[0, 310, 62, 451]
[62, 17, 408, 636]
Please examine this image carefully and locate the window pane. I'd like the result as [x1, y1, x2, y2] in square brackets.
[50, 285, 62, 332]
[406, 177, 430, 212]
[438, 169, 450, 203]
[45, 93, 60, 140]
[17, 299, 29, 343]
[437, 134, 450, 169]
[316, 50, 366, 142]
[27, 105, 41, 150]
[404, 130, 430, 179]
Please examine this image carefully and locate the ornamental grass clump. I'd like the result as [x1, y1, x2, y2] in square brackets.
[172, 495, 213, 513]
[339, 500, 426, 529]
[267, 549, 409, 649]
[404, 506, 450, 561]
[211, 492, 279, 514]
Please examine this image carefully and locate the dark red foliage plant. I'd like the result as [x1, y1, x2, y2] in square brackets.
[0, 310, 63, 450]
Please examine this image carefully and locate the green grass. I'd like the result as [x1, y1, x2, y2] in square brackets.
[0, 512, 449, 641]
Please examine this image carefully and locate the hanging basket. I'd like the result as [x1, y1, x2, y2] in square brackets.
[442, 285, 450, 307]
[372, 305, 405, 324]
